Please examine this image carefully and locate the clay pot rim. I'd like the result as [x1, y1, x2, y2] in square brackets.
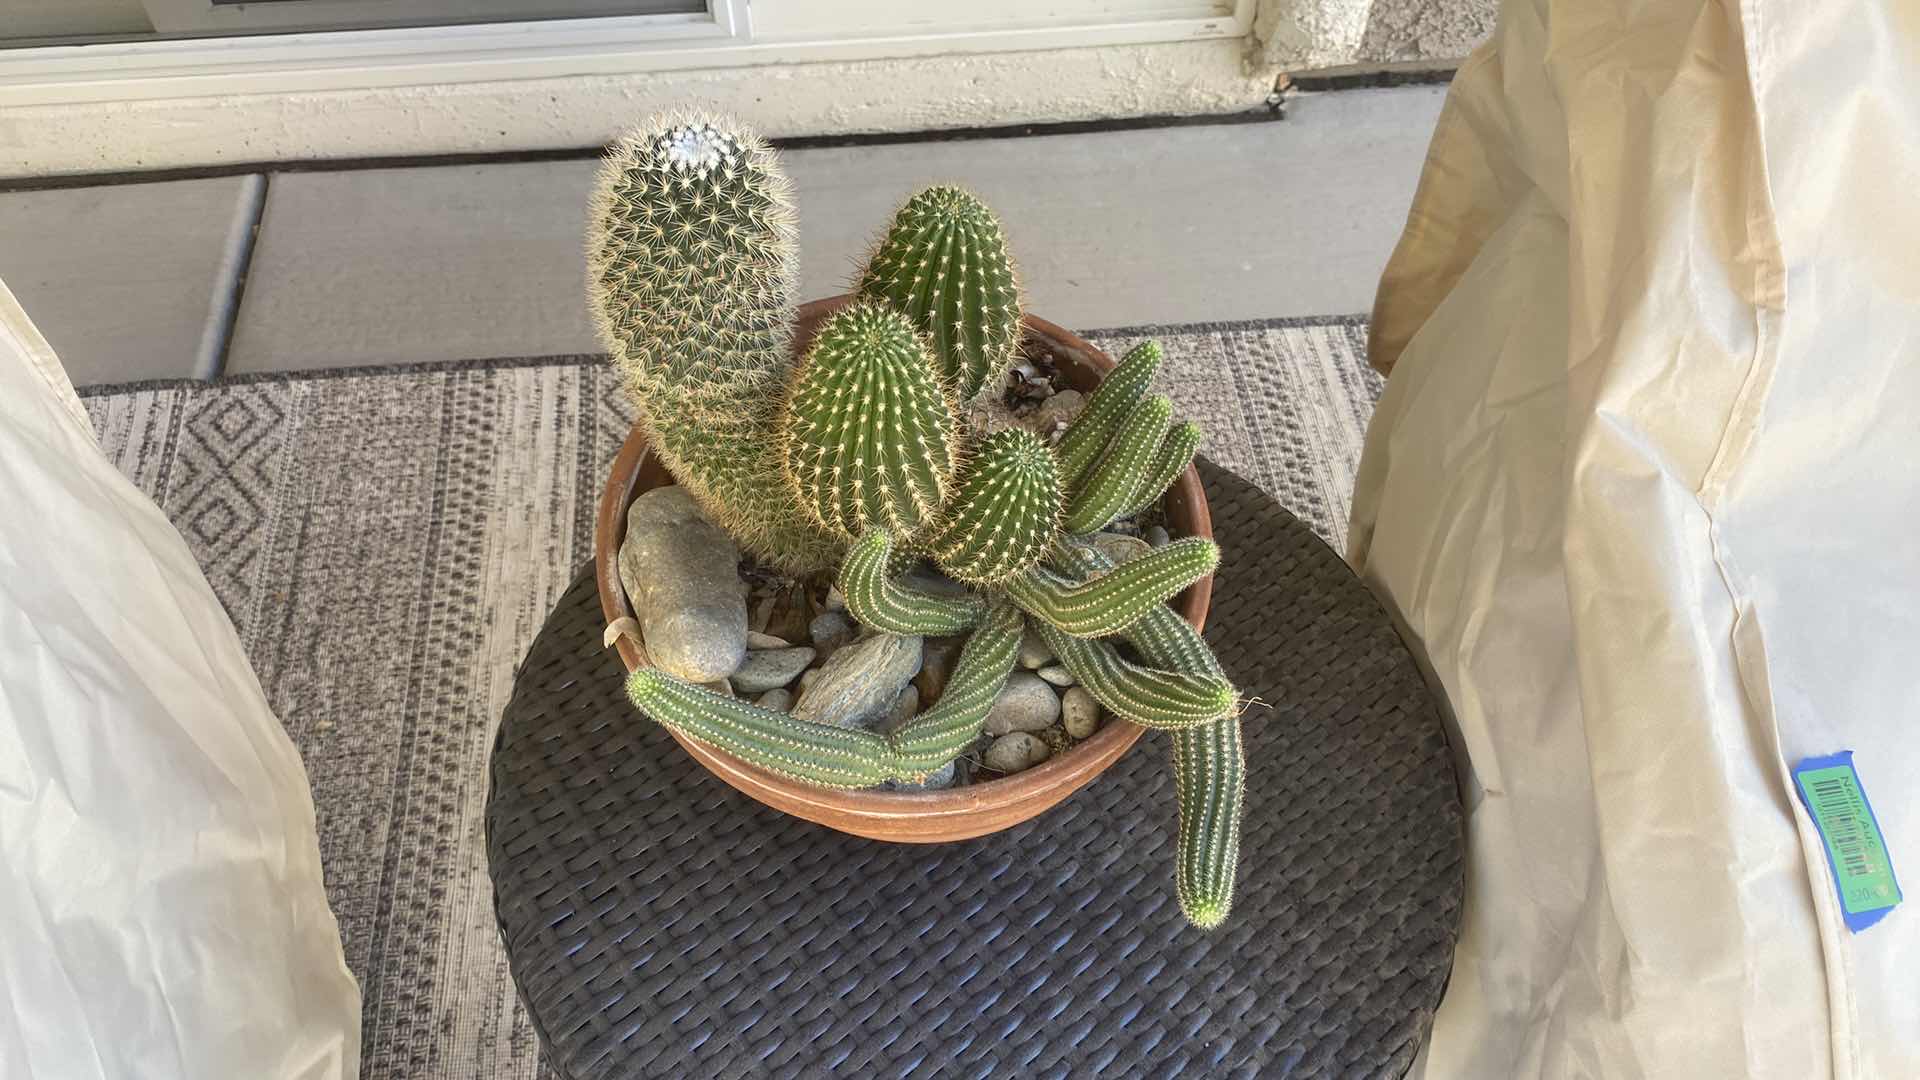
[592, 295, 1212, 843]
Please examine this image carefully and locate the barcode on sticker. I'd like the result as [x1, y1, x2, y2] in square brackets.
[1793, 754, 1902, 931]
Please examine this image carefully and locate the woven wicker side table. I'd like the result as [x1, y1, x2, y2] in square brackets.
[486, 461, 1464, 1079]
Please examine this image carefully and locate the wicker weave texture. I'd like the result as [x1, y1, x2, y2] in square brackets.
[486, 462, 1463, 1079]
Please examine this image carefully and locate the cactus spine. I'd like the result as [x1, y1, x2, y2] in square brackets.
[930, 428, 1063, 586]
[839, 530, 985, 636]
[626, 601, 1023, 786]
[1053, 542, 1242, 928]
[1003, 537, 1218, 637]
[858, 186, 1021, 402]
[782, 302, 960, 541]
[587, 115, 839, 570]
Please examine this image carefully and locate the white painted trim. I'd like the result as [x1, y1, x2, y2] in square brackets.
[0, 1, 1253, 107]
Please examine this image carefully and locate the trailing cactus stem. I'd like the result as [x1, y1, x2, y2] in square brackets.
[626, 668, 892, 788]
[930, 428, 1064, 586]
[1055, 340, 1161, 488]
[858, 186, 1022, 402]
[1120, 420, 1202, 520]
[1050, 542, 1242, 929]
[1170, 704, 1244, 928]
[1063, 394, 1174, 535]
[626, 601, 1024, 786]
[840, 529, 985, 635]
[782, 301, 959, 540]
[1035, 621, 1235, 729]
[1006, 537, 1219, 637]
[888, 600, 1023, 774]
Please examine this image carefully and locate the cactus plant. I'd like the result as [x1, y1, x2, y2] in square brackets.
[782, 301, 960, 541]
[587, 114, 840, 570]
[929, 428, 1062, 586]
[858, 186, 1021, 403]
[1054, 542, 1242, 927]
[595, 113, 1249, 928]
[1063, 394, 1175, 535]
[839, 529, 985, 636]
[1121, 420, 1203, 520]
[1055, 340, 1162, 488]
[1002, 537, 1218, 637]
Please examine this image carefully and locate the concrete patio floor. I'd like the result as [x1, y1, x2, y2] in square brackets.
[0, 85, 1444, 388]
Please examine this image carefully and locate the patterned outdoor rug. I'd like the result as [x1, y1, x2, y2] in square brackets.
[79, 316, 1379, 1080]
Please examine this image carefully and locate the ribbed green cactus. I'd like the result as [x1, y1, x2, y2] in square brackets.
[1035, 622, 1236, 729]
[858, 186, 1021, 403]
[839, 529, 985, 636]
[1056, 340, 1161, 488]
[1063, 393, 1175, 535]
[626, 601, 1024, 786]
[782, 301, 960, 541]
[1121, 420, 1202, 520]
[587, 114, 840, 570]
[930, 428, 1063, 586]
[1055, 541, 1242, 928]
[1003, 537, 1218, 637]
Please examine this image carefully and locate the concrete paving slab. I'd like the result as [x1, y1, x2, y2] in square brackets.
[224, 86, 1444, 371]
[0, 175, 260, 386]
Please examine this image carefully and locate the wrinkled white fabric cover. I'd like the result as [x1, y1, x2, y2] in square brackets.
[1352, 0, 1920, 1075]
[0, 280, 360, 1078]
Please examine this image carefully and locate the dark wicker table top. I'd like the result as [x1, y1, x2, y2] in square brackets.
[486, 461, 1464, 1079]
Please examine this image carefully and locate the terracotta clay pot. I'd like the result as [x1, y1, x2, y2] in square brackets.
[594, 295, 1213, 842]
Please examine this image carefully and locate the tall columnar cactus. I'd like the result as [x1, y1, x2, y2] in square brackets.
[587, 114, 840, 570]
[858, 186, 1022, 402]
[930, 428, 1063, 586]
[782, 302, 961, 541]
[627, 601, 1024, 786]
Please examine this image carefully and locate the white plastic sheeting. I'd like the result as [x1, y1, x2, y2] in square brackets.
[0, 281, 361, 1078]
[1351, 0, 1919, 1076]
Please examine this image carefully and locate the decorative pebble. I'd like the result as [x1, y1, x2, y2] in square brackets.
[1036, 664, 1075, 687]
[751, 595, 776, 634]
[746, 630, 790, 649]
[984, 732, 1051, 774]
[915, 636, 968, 703]
[1145, 525, 1172, 547]
[1025, 388, 1086, 438]
[616, 486, 747, 684]
[1017, 627, 1053, 670]
[792, 633, 923, 730]
[730, 646, 817, 693]
[797, 669, 820, 693]
[755, 687, 792, 711]
[984, 672, 1062, 735]
[885, 684, 920, 730]
[1061, 687, 1101, 738]
[1093, 532, 1154, 566]
[808, 609, 858, 659]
